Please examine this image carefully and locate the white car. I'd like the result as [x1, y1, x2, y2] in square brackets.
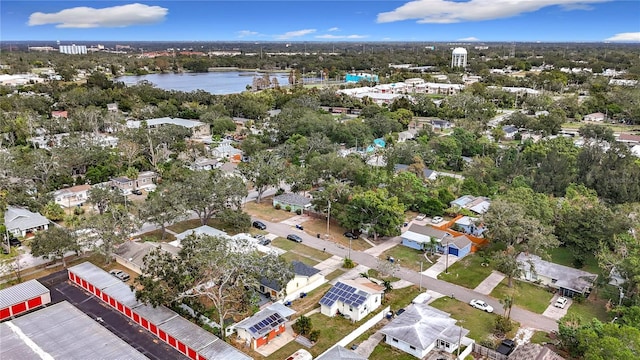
[554, 297, 568, 309]
[416, 213, 426, 221]
[470, 299, 494, 313]
[109, 269, 130, 282]
[431, 216, 444, 224]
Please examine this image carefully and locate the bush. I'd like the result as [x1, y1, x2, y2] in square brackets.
[74, 206, 85, 215]
[293, 315, 312, 335]
[295, 208, 302, 215]
[573, 294, 585, 304]
[275, 203, 281, 210]
[275, 188, 285, 196]
[343, 258, 355, 269]
[309, 330, 320, 342]
[494, 315, 514, 336]
[285, 205, 292, 212]
[218, 209, 251, 232]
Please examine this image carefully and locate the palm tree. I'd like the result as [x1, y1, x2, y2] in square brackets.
[382, 279, 393, 302]
[500, 295, 514, 319]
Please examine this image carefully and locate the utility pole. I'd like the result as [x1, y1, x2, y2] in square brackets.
[420, 261, 423, 290]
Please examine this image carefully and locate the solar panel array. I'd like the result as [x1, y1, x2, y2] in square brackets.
[319, 282, 368, 308]
[247, 312, 285, 337]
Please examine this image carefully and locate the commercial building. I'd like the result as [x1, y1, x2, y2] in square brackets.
[0, 279, 51, 321]
[67, 262, 251, 360]
[59, 44, 88, 54]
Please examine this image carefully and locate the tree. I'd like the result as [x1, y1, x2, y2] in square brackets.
[342, 189, 405, 241]
[238, 151, 284, 203]
[181, 170, 247, 225]
[558, 314, 640, 359]
[139, 185, 187, 240]
[135, 234, 293, 339]
[87, 186, 120, 215]
[483, 199, 559, 287]
[41, 201, 65, 221]
[293, 315, 313, 336]
[85, 205, 138, 264]
[30, 227, 78, 267]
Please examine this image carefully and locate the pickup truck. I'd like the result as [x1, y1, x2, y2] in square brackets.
[496, 339, 516, 356]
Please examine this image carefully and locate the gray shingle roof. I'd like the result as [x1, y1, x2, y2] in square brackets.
[316, 345, 367, 360]
[292, 260, 320, 277]
[273, 193, 311, 207]
[517, 253, 597, 293]
[5, 206, 50, 232]
[380, 304, 469, 351]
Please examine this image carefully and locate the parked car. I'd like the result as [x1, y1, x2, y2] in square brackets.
[554, 296, 568, 309]
[109, 269, 130, 282]
[252, 221, 267, 230]
[470, 299, 494, 313]
[131, 189, 143, 195]
[343, 231, 359, 239]
[496, 339, 516, 355]
[286, 234, 302, 243]
[416, 213, 426, 221]
[8, 237, 22, 247]
[431, 216, 444, 224]
[396, 308, 406, 316]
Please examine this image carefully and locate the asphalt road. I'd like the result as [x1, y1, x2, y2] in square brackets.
[257, 217, 559, 332]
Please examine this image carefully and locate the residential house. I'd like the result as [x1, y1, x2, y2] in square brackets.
[53, 184, 91, 208]
[617, 133, 640, 146]
[5, 206, 50, 237]
[394, 164, 438, 181]
[234, 303, 295, 350]
[380, 304, 473, 359]
[453, 216, 487, 237]
[430, 119, 453, 130]
[106, 103, 119, 112]
[583, 112, 606, 122]
[259, 261, 324, 301]
[188, 157, 220, 171]
[51, 110, 68, 119]
[397, 130, 415, 142]
[450, 195, 491, 215]
[211, 139, 243, 162]
[110, 171, 157, 194]
[126, 117, 210, 138]
[631, 144, 640, 158]
[502, 125, 519, 139]
[517, 253, 597, 298]
[273, 193, 312, 213]
[508, 343, 565, 360]
[319, 278, 384, 322]
[316, 346, 366, 360]
[114, 241, 180, 274]
[401, 224, 472, 258]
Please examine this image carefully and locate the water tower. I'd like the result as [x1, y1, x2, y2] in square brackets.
[451, 47, 467, 68]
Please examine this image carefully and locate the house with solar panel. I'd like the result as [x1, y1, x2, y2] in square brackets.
[234, 303, 296, 349]
[319, 278, 384, 322]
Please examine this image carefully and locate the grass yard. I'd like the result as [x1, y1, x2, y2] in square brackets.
[386, 285, 423, 311]
[137, 229, 176, 242]
[438, 254, 494, 289]
[244, 199, 297, 223]
[491, 279, 554, 314]
[548, 247, 602, 275]
[166, 218, 241, 235]
[379, 246, 436, 273]
[279, 251, 320, 267]
[366, 269, 400, 283]
[430, 296, 518, 342]
[300, 218, 373, 251]
[530, 330, 553, 345]
[369, 342, 417, 360]
[271, 238, 332, 262]
[290, 283, 331, 315]
[325, 269, 345, 281]
[562, 122, 640, 133]
[567, 297, 610, 322]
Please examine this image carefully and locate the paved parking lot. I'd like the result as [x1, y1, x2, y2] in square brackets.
[39, 270, 187, 360]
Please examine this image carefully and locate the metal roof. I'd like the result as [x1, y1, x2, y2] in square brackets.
[235, 309, 285, 338]
[0, 301, 147, 360]
[68, 262, 121, 290]
[101, 282, 138, 308]
[316, 345, 367, 360]
[0, 279, 49, 309]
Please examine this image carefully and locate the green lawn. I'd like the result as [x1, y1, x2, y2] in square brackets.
[491, 279, 554, 314]
[325, 269, 345, 281]
[438, 254, 494, 289]
[138, 229, 176, 242]
[244, 199, 297, 223]
[562, 122, 640, 133]
[548, 247, 602, 275]
[369, 342, 417, 360]
[379, 246, 437, 273]
[280, 251, 320, 267]
[430, 297, 518, 342]
[567, 297, 611, 322]
[530, 330, 553, 345]
[272, 238, 332, 262]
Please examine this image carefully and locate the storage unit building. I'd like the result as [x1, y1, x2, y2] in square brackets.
[0, 301, 147, 360]
[0, 279, 50, 321]
[68, 262, 251, 360]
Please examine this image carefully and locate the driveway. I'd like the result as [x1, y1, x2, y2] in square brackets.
[542, 294, 571, 320]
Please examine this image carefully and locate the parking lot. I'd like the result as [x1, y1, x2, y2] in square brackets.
[39, 270, 187, 360]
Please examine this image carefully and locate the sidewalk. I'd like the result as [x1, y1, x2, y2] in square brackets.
[473, 271, 505, 295]
[421, 254, 460, 279]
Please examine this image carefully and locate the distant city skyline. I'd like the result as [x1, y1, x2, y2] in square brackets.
[1, 1, 639, 43]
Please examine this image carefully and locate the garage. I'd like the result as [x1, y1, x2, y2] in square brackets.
[0, 279, 50, 321]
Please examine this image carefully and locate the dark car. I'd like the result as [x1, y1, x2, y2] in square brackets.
[259, 238, 271, 246]
[286, 234, 302, 243]
[396, 308, 406, 316]
[343, 231, 359, 239]
[496, 339, 516, 356]
[252, 221, 267, 230]
[131, 189, 143, 195]
[8, 237, 22, 247]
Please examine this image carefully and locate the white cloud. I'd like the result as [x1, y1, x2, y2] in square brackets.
[315, 34, 368, 39]
[458, 37, 480, 41]
[275, 29, 316, 40]
[377, 0, 608, 24]
[237, 30, 259, 38]
[28, 3, 168, 28]
[328, 27, 340, 32]
[605, 32, 640, 42]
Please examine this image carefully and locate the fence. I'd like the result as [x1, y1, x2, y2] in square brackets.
[472, 343, 508, 360]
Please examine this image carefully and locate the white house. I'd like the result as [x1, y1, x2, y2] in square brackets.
[4, 206, 50, 237]
[259, 261, 325, 301]
[53, 184, 91, 208]
[234, 302, 295, 349]
[126, 117, 210, 138]
[517, 253, 597, 298]
[583, 112, 606, 122]
[319, 278, 384, 322]
[211, 139, 243, 161]
[380, 304, 474, 359]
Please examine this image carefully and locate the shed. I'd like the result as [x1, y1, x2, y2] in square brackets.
[0, 279, 51, 321]
[273, 193, 312, 213]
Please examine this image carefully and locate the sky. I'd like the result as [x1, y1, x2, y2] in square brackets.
[1, 0, 639, 42]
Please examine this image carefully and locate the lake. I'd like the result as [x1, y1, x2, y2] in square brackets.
[117, 71, 292, 95]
